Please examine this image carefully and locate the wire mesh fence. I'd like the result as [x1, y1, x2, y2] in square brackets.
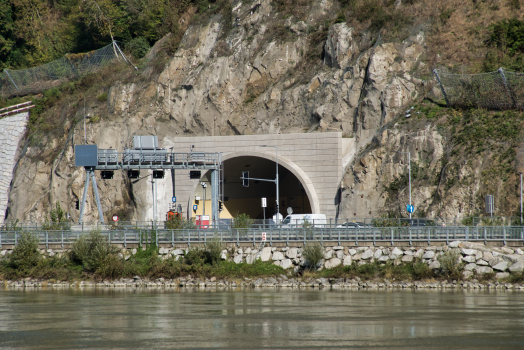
[433, 68, 524, 110]
[0, 42, 131, 99]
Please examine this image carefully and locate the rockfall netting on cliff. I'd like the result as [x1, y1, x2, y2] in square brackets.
[0, 42, 131, 99]
[434, 68, 524, 110]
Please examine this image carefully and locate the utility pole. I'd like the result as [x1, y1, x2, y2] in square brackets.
[396, 151, 412, 219]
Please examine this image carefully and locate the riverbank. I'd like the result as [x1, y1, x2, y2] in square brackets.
[1, 233, 524, 286]
[2, 275, 523, 291]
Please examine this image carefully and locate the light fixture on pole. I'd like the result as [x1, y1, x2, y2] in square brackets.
[396, 151, 412, 219]
[260, 145, 280, 223]
[201, 182, 207, 216]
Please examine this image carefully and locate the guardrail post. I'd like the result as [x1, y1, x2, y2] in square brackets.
[0, 232, 2, 248]
[373, 229, 376, 246]
[484, 227, 487, 245]
[503, 227, 506, 246]
[338, 228, 341, 246]
[286, 230, 289, 246]
[124, 230, 127, 248]
[61, 230, 64, 247]
[465, 227, 468, 241]
[446, 227, 449, 245]
[171, 230, 174, 247]
[304, 229, 306, 245]
[108, 231, 111, 245]
[270, 230, 272, 246]
[390, 228, 393, 246]
[188, 229, 190, 247]
[409, 229, 412, 246]
[45, 231, 48, 249]
[427, 227, 430, 246]
[476, 227, 478, 240]
[14, 231, 17, 246]
[253, 230, 255, 246]
[236, 229, 239, 247]
[321, 228, 323, 246]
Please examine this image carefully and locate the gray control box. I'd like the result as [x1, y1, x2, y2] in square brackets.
[75, 145, 98, 167]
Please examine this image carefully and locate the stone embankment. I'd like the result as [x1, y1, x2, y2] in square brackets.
[2, 241, 524, 290]
[1, 275, 523, 291]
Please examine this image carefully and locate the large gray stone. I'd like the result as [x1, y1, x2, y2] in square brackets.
[348, 249, 357, 256]
[324, 250, 334, 260]
[401, 254, 414, 262]
[463, 271, 473, 279]
[286, 248, 298, 259]
[336, 250, 344, 259]
[476, 266, 494, 275]
[246, 254, 257, 264]
[509, 261, 524, 272]
[495, 272, 510, 279]
[391, 247, 403, 256]
[361, 249, 374, 260]
[332, 246, 344, 251]
[220, 250, 228, 260]
[343, 255, 352, 266]
[233, 255, 243, 264]
[492, 261, 509, 272]
[463, 255, 476, 263]
[272, 251, 284, 261]
[429, 261, 441, 270]
[414, 249, 425, 258]
[171, 249, 184, 256]
[476, 259, 489, 266]
[449, 241, 461, 248]
[260, 247, 272, 262]
[483, 251, 493, 261]
[464, 263, 477, 271]
[374, 249, 382, 259]
[422, 251, 435, 259]
[325, 258, 342, 269]
[280, 259, 293, 269]
[378, 256, 389, 262]
[461, 248, 477, 256]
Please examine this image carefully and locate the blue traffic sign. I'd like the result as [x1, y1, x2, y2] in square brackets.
[193, 205, 198, 211]
[406, 204, 414, 213]
[172, 196, 176, 203]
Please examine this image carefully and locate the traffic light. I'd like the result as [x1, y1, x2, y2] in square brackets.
[242, 171, 249, 187]
[153, 170, 164, 179]
[101, 170, 114, 179]
[128, 170, 140, 179]
[190, 170, 201, 179]
[219, 201, 223, 212]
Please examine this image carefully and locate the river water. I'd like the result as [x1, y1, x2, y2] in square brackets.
[0, 288, 523, 349]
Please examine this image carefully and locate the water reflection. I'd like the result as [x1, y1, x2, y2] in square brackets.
[0, 288, 523, 349]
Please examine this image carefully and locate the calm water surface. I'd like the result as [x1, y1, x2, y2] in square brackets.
[0, 288, 523, 349]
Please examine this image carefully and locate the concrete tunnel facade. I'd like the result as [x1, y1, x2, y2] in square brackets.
[139, 132, 354, 221]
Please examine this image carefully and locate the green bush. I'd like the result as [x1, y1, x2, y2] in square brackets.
[438, 249, 463, 280]
[233, 213, 254, 229]
[69, 230, 121, 272]
[302, 242, 324, 269]
[8, 232, 40, 269]
[206, 236, 223, 265]
[42, 202, 70, 230]
[126, 37, 151, 59]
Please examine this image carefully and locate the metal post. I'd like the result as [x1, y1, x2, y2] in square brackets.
[408, 152, 411, 220]
[211, 170, 219, 224]
[4, 69, 20, 92]
[90, 170, 105, 224]
[433, 69, 450, 107]
[152, 175, 157, 228]
[78, 169, 91, 224]
[520, 173, 522, 225]
[499, 68, 516, 108]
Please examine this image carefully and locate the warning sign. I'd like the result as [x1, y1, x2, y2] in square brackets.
[262, 232, 267, 241]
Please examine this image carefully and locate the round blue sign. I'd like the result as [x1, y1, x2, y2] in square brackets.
[406, 204, 414, 213]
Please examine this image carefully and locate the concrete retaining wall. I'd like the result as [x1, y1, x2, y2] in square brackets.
[0, 112, 28, 224]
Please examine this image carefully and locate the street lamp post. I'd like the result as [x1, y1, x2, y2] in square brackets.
[396, 151, 412, 219]
[201, 182, 207, 216]
[520, 173, 522, 225]
[260, 145, 280, 223]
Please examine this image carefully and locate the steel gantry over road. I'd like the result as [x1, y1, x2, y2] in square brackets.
[75, 136, 222, 225]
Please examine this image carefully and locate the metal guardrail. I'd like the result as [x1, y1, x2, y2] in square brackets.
[1, 226, 523, 248]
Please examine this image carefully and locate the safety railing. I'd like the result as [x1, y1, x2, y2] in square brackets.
[1, 226, 523, 248]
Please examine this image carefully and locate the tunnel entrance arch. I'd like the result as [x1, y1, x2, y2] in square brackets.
[189, 151, 320, 220]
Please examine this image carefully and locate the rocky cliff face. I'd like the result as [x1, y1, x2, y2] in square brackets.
[5, 0, 453, 223]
